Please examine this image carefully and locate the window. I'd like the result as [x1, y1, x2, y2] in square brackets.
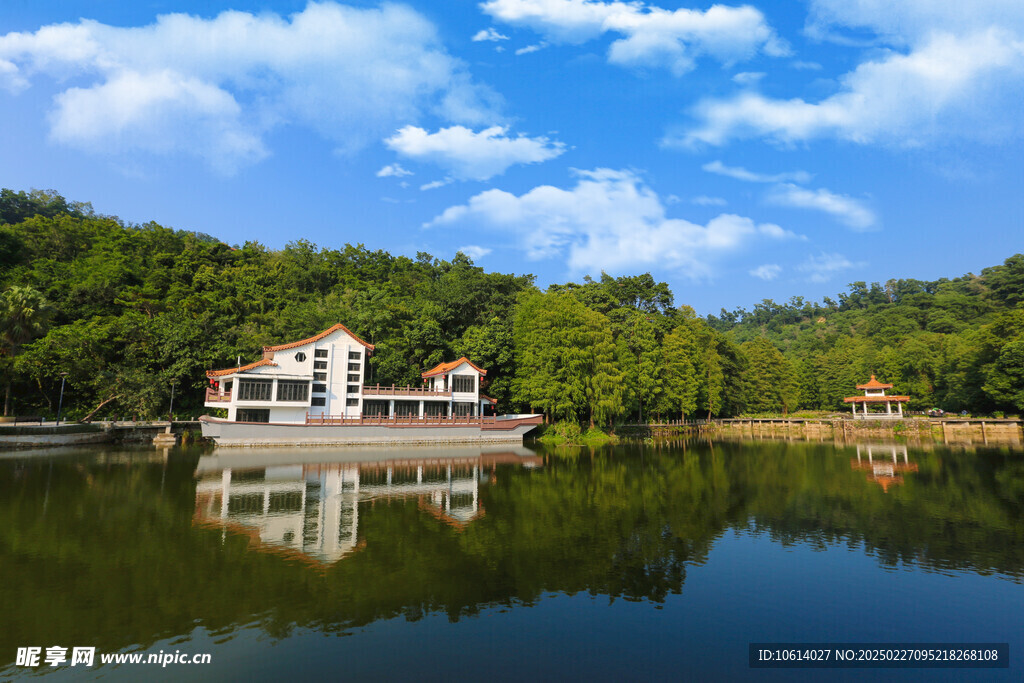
[314, 361, 328, 370]
[311, 397, 326, 407]
[236, 409, 270, 423]
[347, 373, 360, 383]
[346, 398, 359, 407]
[348, 351, 360, 360]
[314, 372, 326, 381]
[395, 401, 419, 417]
[348, 363, 360, 373]
[424, 402, 446, 417]
[277, 380, 309, 402]
[453, 402, 474, 416]
[452, 375, 475, 393]
[295, 352, 306, 362]
[347, 385, 360, 395]
[237, 379, 273, 401]
[363, 400, 387, 416]
[312, 383, 327, 393]
[315, 349, 328, 358]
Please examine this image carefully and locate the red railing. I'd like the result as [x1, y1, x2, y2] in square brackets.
[205, 388, 232, 403]
[303, 414, 542, 430]
[361, 384, 451, 397]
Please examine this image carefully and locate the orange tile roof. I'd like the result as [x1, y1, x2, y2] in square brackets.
[263, 323, 374, 353]
[856, 375, 893, 390]
[206, 359, 277, 378]
[480, 394, 496, 403]
[843, 395, 910, 403]
[421, 357, 487, 378]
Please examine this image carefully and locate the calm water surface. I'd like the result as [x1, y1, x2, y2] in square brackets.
[1, 440, 1022, 681]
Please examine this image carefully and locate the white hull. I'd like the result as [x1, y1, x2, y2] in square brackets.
[199, 414, 542, 447]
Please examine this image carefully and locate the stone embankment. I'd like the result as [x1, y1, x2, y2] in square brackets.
[0, 421, 203, 449]
[620, 418, 1023, 446]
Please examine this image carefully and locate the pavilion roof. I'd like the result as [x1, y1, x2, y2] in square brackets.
[263, 323, 374, 354]
[206, 359, 277, 378]
[856, 375, 893, 390]
[843, 395, 910, 403]
[421, 357, 487, 378]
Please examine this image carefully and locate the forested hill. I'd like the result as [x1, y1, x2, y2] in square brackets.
[705, 257, 1024, 415]
[0, 188, 1021, 422]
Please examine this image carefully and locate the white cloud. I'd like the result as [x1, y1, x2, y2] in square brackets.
[50, 69, 266, 174]
[481, 0, 787, 75]
[798, 252, 863, 283]
[0, 3, 500, 172]
[515, 43, 547, 55]
[458, 245, 492, 260]
[750, 264, 781, 280]
[767, 183, 876, 230]
[732, 71, 765, 86]
[385, 125, 565, 181]
[677, 26, 1024, 147]
[691, 195, 727, 206]
[377, 163, 413, 178]
[702, 160, 812, 184]
[472, 28, 509, 42]
[421, 178, 454, 191]
[791, 60, 822, 70]
[805, 0, 1024, 46]
[426, 168, 795, 276]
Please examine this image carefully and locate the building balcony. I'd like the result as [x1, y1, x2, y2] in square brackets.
[206, 388, 232, 403]
[362, 384, 452, 398]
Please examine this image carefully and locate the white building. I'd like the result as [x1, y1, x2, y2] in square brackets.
[204, 324, 495, 424]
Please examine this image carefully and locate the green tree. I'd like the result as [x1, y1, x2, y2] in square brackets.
[660, 322, 698, 421]
[0, 286, 53, 415]
[741, 337, 800, 415]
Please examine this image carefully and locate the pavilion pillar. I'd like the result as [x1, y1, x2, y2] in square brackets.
[852, 402, 856, 417]
[419, 400, 424, 418]
[863, 402, 869, 416]
[388, 399, 395, 418]
[897, 402, 903, 417]
[886, 401, 892, 415]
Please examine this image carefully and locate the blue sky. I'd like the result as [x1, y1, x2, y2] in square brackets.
[1, 1, 1022, 314]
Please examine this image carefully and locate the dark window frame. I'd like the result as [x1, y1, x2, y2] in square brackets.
[237, 379, 273, 402]
[276, 380, 310, 402]
[452, 375, 475, 393]
[315, 349, 328, 358]
[236, 408, 270, 423]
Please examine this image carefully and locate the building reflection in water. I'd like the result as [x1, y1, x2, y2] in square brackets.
[851, 443, 919, 492]
[194, 449, 543, 565]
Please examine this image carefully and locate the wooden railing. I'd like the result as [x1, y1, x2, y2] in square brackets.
[205, 388, 232, 403]
[361, 384, 451, 397]
[306, 414, 485, 425]
[304, 414, 542, 430]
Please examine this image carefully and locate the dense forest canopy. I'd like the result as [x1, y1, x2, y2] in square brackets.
[1, 188, 1022, 422]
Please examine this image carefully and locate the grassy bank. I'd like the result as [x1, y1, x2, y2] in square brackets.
[533, 422, 618, 446]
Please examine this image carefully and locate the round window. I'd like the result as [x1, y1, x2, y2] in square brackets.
[295, 352, 306, 362]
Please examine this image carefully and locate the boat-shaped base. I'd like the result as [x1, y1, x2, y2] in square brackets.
[199, 414, 542, 447]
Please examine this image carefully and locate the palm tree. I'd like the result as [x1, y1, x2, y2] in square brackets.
[0, 286, 53, 416]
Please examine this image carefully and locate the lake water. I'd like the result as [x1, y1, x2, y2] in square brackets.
[1, 439, 1022, 681]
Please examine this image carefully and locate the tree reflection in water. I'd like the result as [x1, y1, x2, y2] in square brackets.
[0, 440, 1021, 668]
